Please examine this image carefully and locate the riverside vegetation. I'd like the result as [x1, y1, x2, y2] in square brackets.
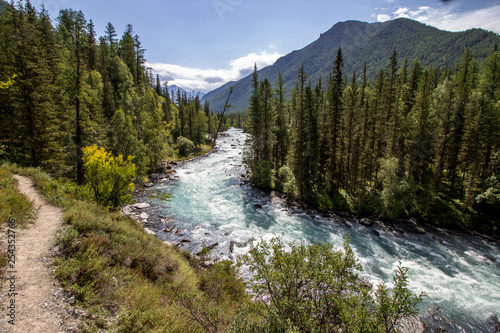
[0, 1, 496, 332]
[245, 46, 500, 237]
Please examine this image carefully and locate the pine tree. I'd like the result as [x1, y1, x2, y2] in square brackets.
[105, 22, 118, 54]
[274, 72, 288, 169]
[449, 48, 477, 197]
[327, 48, 344, 194]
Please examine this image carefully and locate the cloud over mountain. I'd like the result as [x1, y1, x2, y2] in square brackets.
[375, 3, 500, 34]
[148, 50, 282, 93]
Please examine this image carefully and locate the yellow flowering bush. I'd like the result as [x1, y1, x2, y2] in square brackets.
[82, 146, 136, 208]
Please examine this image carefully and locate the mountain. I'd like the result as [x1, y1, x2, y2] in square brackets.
[203, 18, 500, 113]
[167, 84, 206, 101]
[0, 0, 9, 14]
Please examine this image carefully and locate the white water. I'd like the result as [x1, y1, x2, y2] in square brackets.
[142, 128, 500, 332]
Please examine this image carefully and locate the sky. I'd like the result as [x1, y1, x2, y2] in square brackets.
[30, 0, 500, 93]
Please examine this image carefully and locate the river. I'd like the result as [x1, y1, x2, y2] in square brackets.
[138, 128, 500, 332]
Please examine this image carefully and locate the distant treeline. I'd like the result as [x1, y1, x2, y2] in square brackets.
[0, 1, 241, 182]
[246, 47, 500, 235]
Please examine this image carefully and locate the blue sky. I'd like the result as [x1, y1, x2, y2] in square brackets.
[31, 0, 500, 92]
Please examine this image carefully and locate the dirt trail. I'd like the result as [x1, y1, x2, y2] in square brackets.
[0, 175, 79, 332]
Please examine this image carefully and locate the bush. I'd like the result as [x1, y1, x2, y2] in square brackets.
[379, 157, 414, 219]
[236, 236, 424, 332]
[82, 146, 136, 209]
[275, 165, 297, 196]
[250, 160, 273, 190]
[176, 136, 195, 157]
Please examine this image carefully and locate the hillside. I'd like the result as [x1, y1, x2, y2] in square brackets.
[0, 0, 9, 14]
[203, 18, 500, 113]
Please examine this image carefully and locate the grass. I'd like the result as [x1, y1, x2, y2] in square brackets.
[1, 163, 247, 332]
[0, 164, 35, 284]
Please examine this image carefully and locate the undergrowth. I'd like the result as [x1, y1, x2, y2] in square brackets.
[2, 163, 246, 332]
[0, 165, 35, 284]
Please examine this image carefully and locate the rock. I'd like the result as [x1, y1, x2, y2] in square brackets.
[139, 212, 149, 220]
[372, 230, 380, 236]
[200, 260, 215, 268]
[229, 240, 248, 253]
[132, 202, 151, 209]
[143, 182, 154, 188]
[175, 228, 183, 235]
[163, 226, 175, 233]
[144, 228, 155, 235]
[254, 204, 263, 210]
[486, 313, 500, 332]
[163, 241, 178, 247]
[207, 242, 219, 250]
[180, 239, 192, 243]
[359, 218, 374, 226]
[396, 316, 426, 333]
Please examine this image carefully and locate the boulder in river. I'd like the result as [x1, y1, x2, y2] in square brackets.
[180, 239, 192, 243]
[207, 242, 219, 250]
[486, 313, 500, 332]
[359, 218, 374, 226]
[254, 204, 263, 210]
[163, 226, 175, 233]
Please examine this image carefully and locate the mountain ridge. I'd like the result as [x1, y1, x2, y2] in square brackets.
[202, 18, 500, 113]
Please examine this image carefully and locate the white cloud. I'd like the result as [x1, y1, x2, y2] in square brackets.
[393, 7, 410, 18]
[377, 14, 392, 22]
[381, 4, 500, 34]
[423, 5, 500, 34]
[148, 50, 282, 93]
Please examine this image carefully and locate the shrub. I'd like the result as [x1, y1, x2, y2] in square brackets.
[236, 236, 424, 332]
[176, 136, 195, 157]
[275, 165, 297, 196]
[250, 160, 273, 190]
[379, 157, 414, 219]
[82, 146, 136, 209]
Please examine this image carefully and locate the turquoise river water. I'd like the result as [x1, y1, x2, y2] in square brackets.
[139, 128, 500, 332]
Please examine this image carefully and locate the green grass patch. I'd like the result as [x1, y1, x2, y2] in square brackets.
[0, 164, 35, 283]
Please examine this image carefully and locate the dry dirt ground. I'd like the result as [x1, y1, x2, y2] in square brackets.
[0, 175, 80, 332]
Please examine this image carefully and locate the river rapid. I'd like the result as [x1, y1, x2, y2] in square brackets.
[137, 128, 500, 332]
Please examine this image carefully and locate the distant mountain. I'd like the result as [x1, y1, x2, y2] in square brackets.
[167, 85, 206, 101]
[0, 0, 9, 14]
[203, 18, 500, 113]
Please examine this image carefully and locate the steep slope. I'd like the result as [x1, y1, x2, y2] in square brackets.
[203, 18, 500, 113]
[0, 0, 9, 14]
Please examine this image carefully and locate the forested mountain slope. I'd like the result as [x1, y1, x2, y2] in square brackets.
[203, 18, 500, 113]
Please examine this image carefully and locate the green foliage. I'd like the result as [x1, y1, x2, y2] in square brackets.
[173, 260, 247, 333]
[250, 160, 274, 190]
[0, 2, 218, 180]
[236, 236, 424, 332]
[176, 136, 195, 157]
[244, 44, 500, 235]
[379, 157, 414, 219]
[0, 73, 16, 89]
[82, 145, 136, 208]
[0, 165, 34, 228]
[275, 165, 297, 196]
